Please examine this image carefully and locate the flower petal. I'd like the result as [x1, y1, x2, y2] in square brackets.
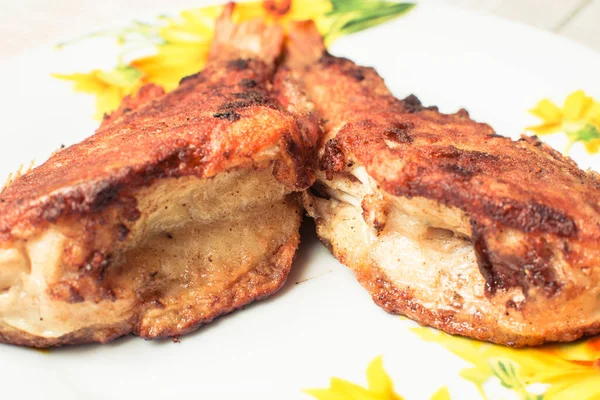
[526, 122, 563, 135]
[411, 327, 489, 372]
[563, 90, 593, 120]
[95, 87, 125, 120]
[330, 377, 381, 400]
[544, 374, 600, 399]
[430, 387, 451, 400]
[542, 336, 600, 363]
[232, 1, 269, 22]
[52, 72, 107, 94]
[584, 101, 600, 125]
[366, 356, 396, 395]
[529, 98, 562, 124]
[131, 43, 210, 90]
[584, 138, 600, 154]
[180, 6, 223, 27]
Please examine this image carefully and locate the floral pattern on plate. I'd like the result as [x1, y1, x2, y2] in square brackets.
[528, 90, 600, 154]
[53, 0, 415, 119]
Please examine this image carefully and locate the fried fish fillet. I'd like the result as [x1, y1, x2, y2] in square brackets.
[288, 22, 600, 346]
[0, 6, 318, 347]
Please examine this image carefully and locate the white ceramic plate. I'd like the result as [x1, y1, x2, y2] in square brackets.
[0, 2, 599, 399]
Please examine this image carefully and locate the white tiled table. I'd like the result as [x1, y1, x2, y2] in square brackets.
[1, 0, 599, 59]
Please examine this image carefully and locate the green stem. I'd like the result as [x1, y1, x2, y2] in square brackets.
[563, 138, 577, 155]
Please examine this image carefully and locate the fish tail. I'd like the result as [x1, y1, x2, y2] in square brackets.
[285, 20, 326, 67]
[210, 2, 284, 63]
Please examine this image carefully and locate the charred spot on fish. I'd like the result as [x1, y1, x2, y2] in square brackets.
[470, 221, 496, 293]
[403, 94, 439, 113]
[227, 58, 249, 70]
[122, 200, 141, 222]
[430, 146, 500, 165]
[488, 133, 504, 138]
[64, 286, 84, 303]
[213, 111, 241, 122]
[562, 240, 571, 255]
[384, 122, 414, 144]
[520, 135, 540, 144]
[117, 224, 129, 241]
[440, 163, 479, 178]
[216, 91, 272, 114]
[519, 135, 544, 148]
[263, 0, 291, 16]
[319, 139, 345, 180]
[455, 108, 470, 118]
[342, 172, 360, 184]
[430, 146, 462, 159]
[471, 221, 563, 297]
[91, 185, 121, 213]
[219, 101, 248, 110]
[319, 52, 342, 67]
[240, 78, 257, 89]
[122, 107, 132, 114]
[505, 299, 524, 311]
[48, 281, 85, 303]
[346, 68, 365, 82]
[286, 134, 300, 156]
[179, 72, 201, 85]
[482, 199, 576, 237]
[362, 194, 388, 234]
[403, 94, 424, 113]
[232, 90, 270, 105]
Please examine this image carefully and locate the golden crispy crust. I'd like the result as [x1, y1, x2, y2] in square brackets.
[0, 55, 313, 242]
[0, 320, 133, 348]
[352, 260, 600, 347]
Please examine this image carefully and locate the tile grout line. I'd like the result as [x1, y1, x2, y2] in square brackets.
[553, 0, 594, 32]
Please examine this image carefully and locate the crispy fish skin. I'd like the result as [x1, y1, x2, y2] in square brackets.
[289, 21, 600, 346]
[0, 6, 317, 347]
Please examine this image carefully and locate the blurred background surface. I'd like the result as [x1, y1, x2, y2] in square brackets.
[1, 0, 599, 58]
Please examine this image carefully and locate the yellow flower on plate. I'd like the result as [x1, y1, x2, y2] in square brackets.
[54, 0, 416, 119]
[413, 327, 600, 400]
[131, 5, 222, 91]
[304, 356, 405, 400]
[52, 65, 143, 119]
[430, 387, 451, 400]
[130, 0, 334, 91]
[528, 90, 600, 154]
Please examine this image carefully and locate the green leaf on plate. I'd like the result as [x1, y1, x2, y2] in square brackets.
[563, 122, 600, 154]
[324, 1, 415, 44]
[489, 359, 544, 400]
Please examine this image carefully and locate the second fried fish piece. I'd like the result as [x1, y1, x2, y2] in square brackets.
[288, 21, 600, 346]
